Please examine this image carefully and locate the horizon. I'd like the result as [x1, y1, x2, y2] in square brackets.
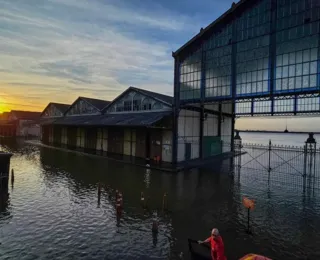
[1, 0, 320, 131]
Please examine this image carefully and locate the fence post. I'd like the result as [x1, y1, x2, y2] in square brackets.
[305, 133, 317, 178]
[268, 140, 272, 184]
[303, 143, 307, 193]
[234, 131, 242, 174]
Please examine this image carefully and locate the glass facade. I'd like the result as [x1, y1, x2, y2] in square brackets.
[275, 0, 319, 93]
[179, 50, 202, 100]
[177, 0, 320, 105]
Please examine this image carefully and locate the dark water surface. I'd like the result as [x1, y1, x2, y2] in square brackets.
[0, 137, 320, 260]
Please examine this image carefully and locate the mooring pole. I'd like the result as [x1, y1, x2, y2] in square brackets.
[247, 208, 250, 233]
[97, 182, 101, 205]
[11, 169, 14, 187]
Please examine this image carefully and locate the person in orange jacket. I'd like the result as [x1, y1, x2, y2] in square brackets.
[198, 228, 227, 260]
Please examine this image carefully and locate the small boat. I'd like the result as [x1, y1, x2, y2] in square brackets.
[188, 238, 272, 260]
[188, 239, 211, 260]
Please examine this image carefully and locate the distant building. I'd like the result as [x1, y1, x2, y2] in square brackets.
[0, 110, 41, 137]
[40, 87, 173, 165]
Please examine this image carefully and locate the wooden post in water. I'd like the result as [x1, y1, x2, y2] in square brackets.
[11, 169, 14, 187]
[97, 182, 101, 205]
[162, 192, 168, 211]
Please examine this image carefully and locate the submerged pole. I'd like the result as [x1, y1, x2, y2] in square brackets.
[11, 169, 14, 187]
[97, 182, 101, 205]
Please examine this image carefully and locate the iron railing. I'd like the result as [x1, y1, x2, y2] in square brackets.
[233, 133, 320, 192]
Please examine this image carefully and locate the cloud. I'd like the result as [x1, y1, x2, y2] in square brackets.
[0, 0, 197, 111]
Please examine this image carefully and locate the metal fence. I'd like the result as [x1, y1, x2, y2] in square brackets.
[233, 133, 320, 192]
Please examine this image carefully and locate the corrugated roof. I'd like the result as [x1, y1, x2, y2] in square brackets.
[53, 111, 172, 127]
[52, 103, 70, 114]
[11, 110, 41, 120]
[80, 97, 111, 111]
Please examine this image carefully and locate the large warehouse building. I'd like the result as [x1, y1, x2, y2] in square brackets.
[40, 87, 173, 165]
[171, 0, 320, 164]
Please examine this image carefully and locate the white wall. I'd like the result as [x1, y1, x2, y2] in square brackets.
[162, 130, 172, 162]
[221, 117, 232, 153]
[222, 102, 232, 114]
[203, 114, 218, 136]
[177, 109, 200, 162]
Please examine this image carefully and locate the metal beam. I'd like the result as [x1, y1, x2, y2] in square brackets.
[218, 103, 222, 137]
[269, 0, 277, 116]
[230, 12, 237, 152]
[181, 105, 233, 117]
[172, 57, 180, 165]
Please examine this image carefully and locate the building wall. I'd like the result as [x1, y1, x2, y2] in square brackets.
[76, 128, 85, 148]
[177, 109, 200, 162]
[123, 129, 131, 156]
[61, 127, 68, 145]
[162, 130, 172, 162]
[17, 120, 40, 137]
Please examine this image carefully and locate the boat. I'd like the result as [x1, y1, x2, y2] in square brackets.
[188, 238, 272, 260]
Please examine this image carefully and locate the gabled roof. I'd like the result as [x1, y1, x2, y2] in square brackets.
[172, 0, 249, 58]
[64, 96, 111, 115]
[10, 110, 41, 120]
[102, 86, 173, 112]
[53, 103, 70, 114]
[79, 97, 111, 111]
[131, 87, 173, 105]
[40, 102, 70, 117]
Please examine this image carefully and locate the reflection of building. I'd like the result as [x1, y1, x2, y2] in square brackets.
[40, 87, 173, 165]
[0, 111, 41, 137]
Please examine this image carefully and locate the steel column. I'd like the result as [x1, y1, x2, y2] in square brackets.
[230, 12, 237, 152]
[269, 0, 277, 115]
[172, 57, 180, 165]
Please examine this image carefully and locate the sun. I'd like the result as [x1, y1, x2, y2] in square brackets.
[0, 100, 9, 113]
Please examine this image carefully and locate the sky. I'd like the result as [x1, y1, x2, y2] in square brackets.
[0, 0, 319, 131]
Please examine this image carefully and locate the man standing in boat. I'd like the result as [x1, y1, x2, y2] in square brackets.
[198, 228, 226, 260]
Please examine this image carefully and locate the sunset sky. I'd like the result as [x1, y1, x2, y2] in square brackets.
[1, 0, 319, 131]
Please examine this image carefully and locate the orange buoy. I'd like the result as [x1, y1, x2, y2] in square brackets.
[243, 197, 255, 210]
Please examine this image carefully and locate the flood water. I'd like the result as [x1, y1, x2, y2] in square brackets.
[0, 135, 320, 260]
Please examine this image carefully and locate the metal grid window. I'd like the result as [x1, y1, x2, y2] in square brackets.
[179, 50, 202, 100]
[253, 100, 272, 114]
[274, 98, 295, 113]
[205, 45, 232, 98]
[275, 0, 320, 92]
[204, 23, 232, 98]
[236, 0, 271, 42]
[297, 96, 320, 111]
[236, 35, 270, 96]
[236, 101, 252, 114]
[236, 0, 271, 97]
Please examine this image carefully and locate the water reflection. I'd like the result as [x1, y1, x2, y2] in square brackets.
[0, 140, 320, 259]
